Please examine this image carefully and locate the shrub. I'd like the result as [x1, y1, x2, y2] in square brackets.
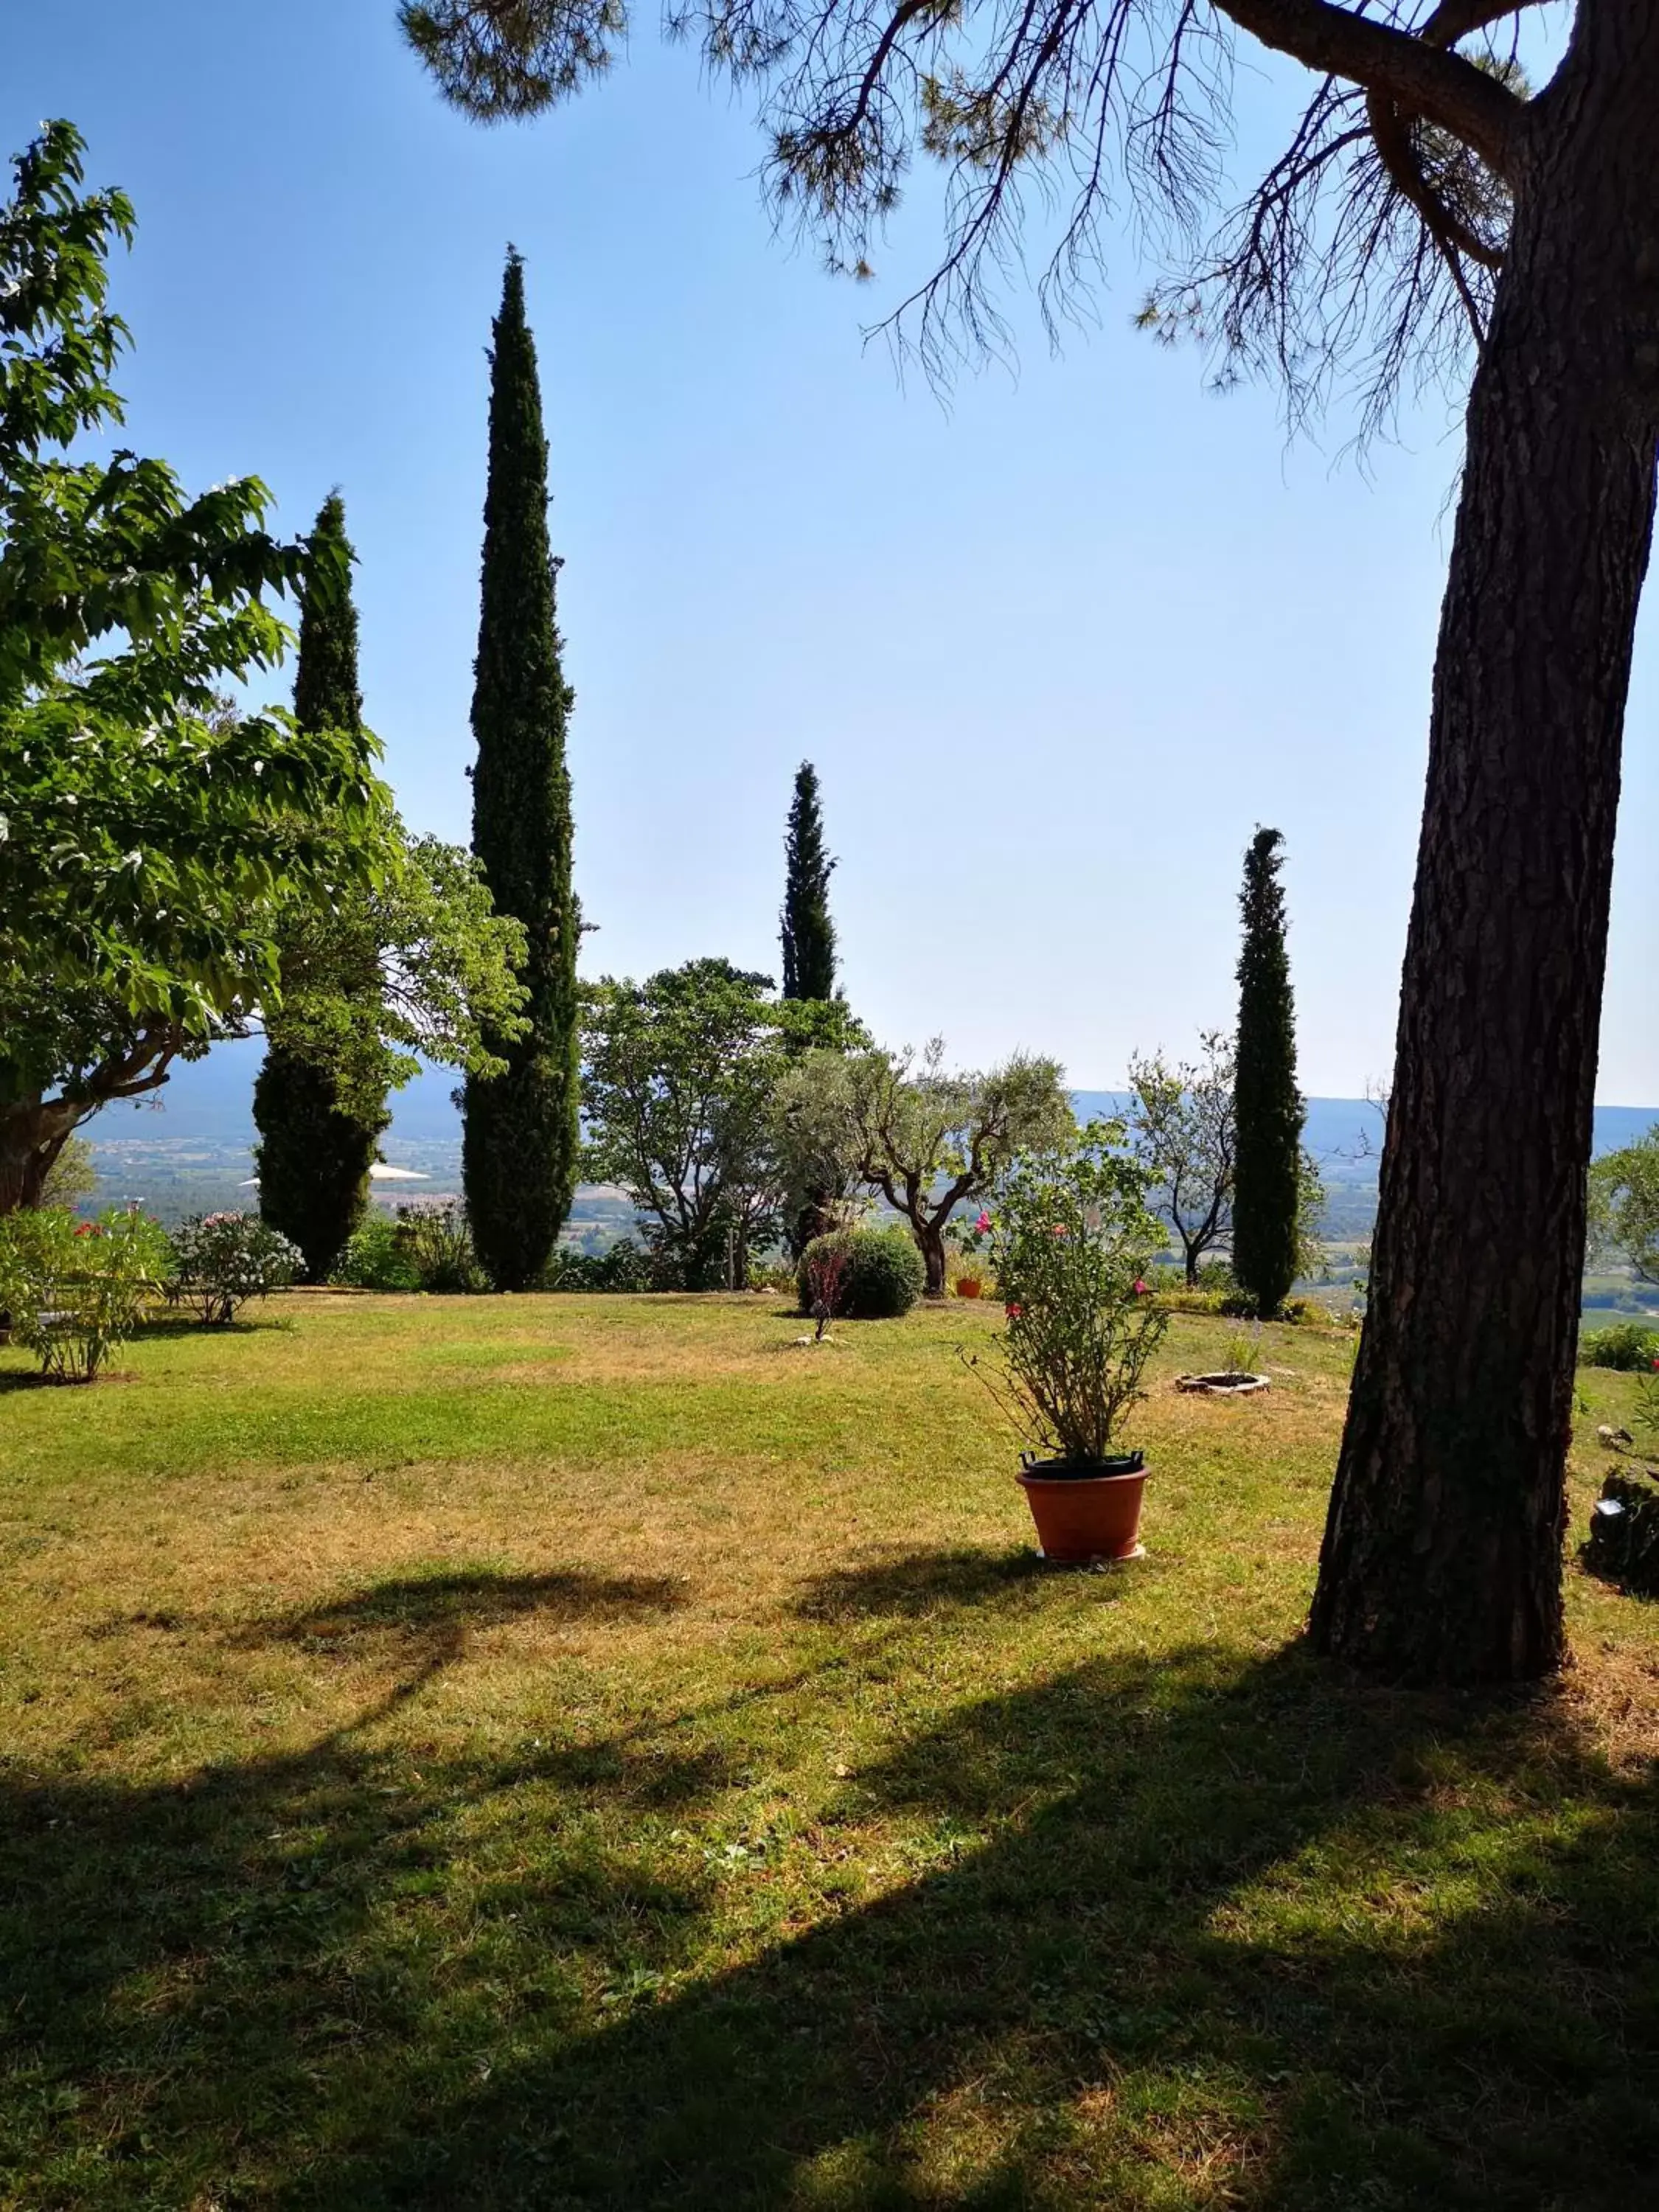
[1580, 1321, 1659, 1372]
[797, 1227, 925, 1320]
[1152, 1288, 1231, 1315]
[966, 1130, 1167, 1464]
[0, 1207, 169, 1380]
[168, 1213, 300, 1325]
[393, 1201, 485, 1293]
[540, 1239, 655, 1293]
[333, 1213, 422, 1291]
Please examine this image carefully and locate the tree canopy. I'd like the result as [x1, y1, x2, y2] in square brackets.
[1590, 1127, 1659, 1292]
[0, 122, 383, 1212]
[400, 0, 1537, 428]
[775, 1040, 1075, 1295]
[581, 958, 863, 1287]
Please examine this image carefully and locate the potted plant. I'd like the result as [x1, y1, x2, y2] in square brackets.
[963, 1126, 1168, 1561]
[950, 1210, 993, 1297]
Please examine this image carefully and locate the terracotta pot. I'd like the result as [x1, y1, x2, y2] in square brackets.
[956, 1278, 984, 1299]
[1017, 1451, 1147, 1562]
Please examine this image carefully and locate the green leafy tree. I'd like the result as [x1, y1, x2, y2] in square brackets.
[775, 1040, 1074, 1295]
[257, 827, 529, 1279]
[254, 492, 390, 1279]
[581, 959, 860, 1288]
[781, 762, 838, 1003]
[0, 123, 381, 1217]
[1591, 1127, 1659, 1290]
[462, 249, 582, 1293]
[1232, 830, 1304, 1318]
[402, 0, 1659, 1687]
[1127, 1032, 1237, 1287]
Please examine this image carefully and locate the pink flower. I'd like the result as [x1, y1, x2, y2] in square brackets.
[1133, 1279, 1148, 1295]
[1004, 1301, 1023, 1319]
[974, 1211, 992, 1234]
[1050, 1223, 1068, 1237]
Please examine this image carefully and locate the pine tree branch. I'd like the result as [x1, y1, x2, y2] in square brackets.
[1215, 0, 1526, 176]
[1418, 0, 1544, 47]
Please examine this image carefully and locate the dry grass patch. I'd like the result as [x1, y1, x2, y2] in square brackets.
[1, 1294, 1656, 2208]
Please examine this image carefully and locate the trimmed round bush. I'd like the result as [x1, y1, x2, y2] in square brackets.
[798, 1228, 925, 1321]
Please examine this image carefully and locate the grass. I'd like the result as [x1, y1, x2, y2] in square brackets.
[1, 1292, 1656, 2210]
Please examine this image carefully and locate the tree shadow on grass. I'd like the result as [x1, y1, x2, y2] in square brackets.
[0, 1368, 61, 1393]
[232, 1565, 692, 1711]
[3, 1640, 1657, 2210]
[793, 1546, 1057, 1621]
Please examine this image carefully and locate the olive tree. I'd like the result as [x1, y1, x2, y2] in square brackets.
[775, 1041, 1074, 1295]
[1127, 1032, 1237, 1287]
[400, 0, 1658, 1682]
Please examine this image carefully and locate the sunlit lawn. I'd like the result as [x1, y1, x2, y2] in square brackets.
[1, 1292, 1656, 2208]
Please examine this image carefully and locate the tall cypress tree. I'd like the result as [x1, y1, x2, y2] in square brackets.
[780, 762, 837, 1001]
[253, 493, 388, 1281]
[462, 249, 580, 1290]
[1231, 827, 1304, 1318]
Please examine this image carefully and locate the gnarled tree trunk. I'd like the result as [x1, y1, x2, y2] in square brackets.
[1, 1098, 81, 1215]
[1311, 1, 1659, 1682]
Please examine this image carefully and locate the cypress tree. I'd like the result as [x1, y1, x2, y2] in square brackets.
[462, 249, 580, 1290]
[780, 762, 837, 1001]
[1231, 827, 1304, 1318]
[253, 493, 387, 1281]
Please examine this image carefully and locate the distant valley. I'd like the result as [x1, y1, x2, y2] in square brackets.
[76, 1042, 1657, 1288]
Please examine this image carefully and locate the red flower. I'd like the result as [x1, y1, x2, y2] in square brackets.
[1004, 1301, 1023, 1318]
[74, 1222, 92, 1237]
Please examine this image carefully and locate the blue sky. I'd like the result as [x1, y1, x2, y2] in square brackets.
[11, 0, 1656, 1102]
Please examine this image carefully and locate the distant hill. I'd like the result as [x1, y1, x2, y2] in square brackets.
[1070, 1091, 1653, 1166]
[74, 1046, 1657, 1233]
[101, 1051, 1657, 1161]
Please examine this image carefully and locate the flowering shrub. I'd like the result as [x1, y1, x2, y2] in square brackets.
[0, 1207, 170, 1380]
[965, 1124, 1168, 1465]
[168, 1212, 299, 1325]
[392, 1200, 485, 1293]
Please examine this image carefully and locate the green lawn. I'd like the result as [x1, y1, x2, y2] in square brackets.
[1, 1293, 1655, 2209]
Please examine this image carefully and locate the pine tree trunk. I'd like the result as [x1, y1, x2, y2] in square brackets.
[1311, 4, 1659, 1683]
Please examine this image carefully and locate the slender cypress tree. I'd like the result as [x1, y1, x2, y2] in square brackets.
[780, 762, 838, 1001]
[462, 249, 580, 1290]
[1231, 827, 1304, 1318]
[253, 493, 387, 1281]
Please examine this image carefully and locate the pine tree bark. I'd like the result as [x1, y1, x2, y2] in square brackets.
[1311, 0, 1659, 1683]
